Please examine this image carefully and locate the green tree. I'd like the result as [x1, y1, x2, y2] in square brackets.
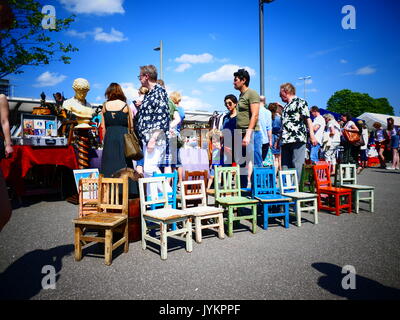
[327, 89, 394, 117]
[0, 0, 78, 79]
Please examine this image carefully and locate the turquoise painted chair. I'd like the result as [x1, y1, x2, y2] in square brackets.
[253, 167, 292, 230]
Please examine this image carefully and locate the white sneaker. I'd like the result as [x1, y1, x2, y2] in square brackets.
[387, 167, 395, 170]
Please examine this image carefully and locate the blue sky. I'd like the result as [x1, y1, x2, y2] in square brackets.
[8, 0, 400, 115]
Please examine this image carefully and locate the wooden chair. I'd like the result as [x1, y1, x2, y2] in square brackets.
[78, 178, 99, 217]
[182, 170, 209, 205]
[278, 169, 318, 226]
[181, 180, 224, 243]
[138, 176, 193, 260]
[313, 164, 352, 216]
[72, 175, 129, 266]
[335, 164, 374, 213]
[253, 167, 292, 230]
[214, 166, 258, 237]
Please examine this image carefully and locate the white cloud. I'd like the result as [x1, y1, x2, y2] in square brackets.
[191, 89, 202, 96]
[198, 64, 256, 83]
[175, 53, 214, 64]
[306, 88, 318, 93]
[181, 96, 213, 112]
[93, 27, 127, 43]
[59, 0, 125, 15]
[355, 65, 376, 75]
[175, 63, 192, 73]
[67, 27, 128, 43]
[120, 82, 139, 102]
[209, 33, 217, 40]
[343, 65, 377, 76]
[33, 71, 67, 87]
[340, 59, 348, 64]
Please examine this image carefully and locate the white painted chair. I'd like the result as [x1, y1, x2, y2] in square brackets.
[278, 169, 318, 226]
[181, 180, 225, 243]
[336, 164, 374, 213]
[138, 176, 193, 260]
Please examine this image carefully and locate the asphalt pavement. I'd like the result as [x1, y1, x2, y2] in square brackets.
[1, 167, 400, 300]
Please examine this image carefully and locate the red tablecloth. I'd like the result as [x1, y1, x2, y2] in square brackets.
[0, 145, 78, 195]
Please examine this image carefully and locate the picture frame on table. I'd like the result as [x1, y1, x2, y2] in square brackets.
[73, 168, 100, 196]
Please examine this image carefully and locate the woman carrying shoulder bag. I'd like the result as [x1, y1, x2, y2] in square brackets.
[340, 112, 360, 168]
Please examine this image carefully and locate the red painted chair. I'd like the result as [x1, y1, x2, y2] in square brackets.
[313, 164, 352, 216]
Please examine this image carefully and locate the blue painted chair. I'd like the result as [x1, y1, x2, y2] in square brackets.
[150, 171, 178, 231]
[252, 167, 292, 230]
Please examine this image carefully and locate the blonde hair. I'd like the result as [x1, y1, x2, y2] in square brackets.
[280, 83, 296, 95]
[169, 91, 182, 104]
[139, 86, 149, 95]
[72, 78, 90, 91]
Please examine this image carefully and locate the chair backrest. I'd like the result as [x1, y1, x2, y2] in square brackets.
[337, 164, 357, 185]
[313, 164, 332, 190]
[184, 170, 208, 195]
[78, 178, 99, 217]
[153, 171, 178, 208]
[138, 177, 170, 215]
[253, 167, 278, 197]
[278, 169, 299, 194]
[97, 174, 129, 215]
[180, 180, 207, 209]
[214, 166, 241, 199]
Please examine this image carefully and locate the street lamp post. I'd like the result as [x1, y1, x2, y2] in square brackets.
[154, 40, 163, 81]
[298, 75, 311, 101]
[259, 0, 274, 96]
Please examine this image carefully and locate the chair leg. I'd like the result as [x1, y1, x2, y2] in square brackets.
[313, 199, 318, 224]
[160, 222, 168, 260]
[355, 191, 359, 214]
[284, 204, 289, 229]
[263, 204, 269, 230]
[217, 213, 225, 239]
[141, 217, 147, 251]
[74, 226, 83, 261]
[195, 217, 202, 244]
[296, 201, 301, 227]
[186, 218, 193, 253]
[105, 228, 113, 266]
[335, 194, 340, 216]
[348, 192, 352, 214]
[370, 190, 374, 213]
[228, 206, 234, 237]
[252, 205, 257, 234]
[124, 220, 129, 253]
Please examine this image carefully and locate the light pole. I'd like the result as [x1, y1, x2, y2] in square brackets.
[259, 0, 274, 96]
[298, 75, 311, 101]
[154, 40, 163, 81]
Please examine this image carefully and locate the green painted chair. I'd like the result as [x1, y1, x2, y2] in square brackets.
[214, 166, 258, 237]
[299, 164, 315, 193]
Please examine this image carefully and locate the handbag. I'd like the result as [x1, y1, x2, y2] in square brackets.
[262, 147, 274, 167]
[343, 129, 361, 144]
[124, 105, 143, 161]
[352, 132, 365, 147]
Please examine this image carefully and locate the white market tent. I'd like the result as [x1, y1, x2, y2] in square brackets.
[358, 112, 400, 129]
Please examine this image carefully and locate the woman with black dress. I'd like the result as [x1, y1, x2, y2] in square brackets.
[100, 83, 138, 197]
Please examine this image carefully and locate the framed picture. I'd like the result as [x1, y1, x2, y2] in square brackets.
[72, 168, 100, 194]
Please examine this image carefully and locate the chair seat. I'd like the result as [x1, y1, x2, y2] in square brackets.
[281, 191, 317, 199]
[339, 184, 374, 190]
[255, 194, 292, 203]
[216, 196, 259, 205]
[318, 186, 352, 193]
[73, 213, 127, 227]
[184, 206, 224, 216]
[144, 208, 192, 221]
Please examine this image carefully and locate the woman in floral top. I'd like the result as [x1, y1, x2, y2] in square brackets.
[136, 65, 170, 178]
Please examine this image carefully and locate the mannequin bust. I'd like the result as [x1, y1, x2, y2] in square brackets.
[62, 78, 94, 128]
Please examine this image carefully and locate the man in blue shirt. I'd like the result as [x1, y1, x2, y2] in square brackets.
[258, 96, 273, 160]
